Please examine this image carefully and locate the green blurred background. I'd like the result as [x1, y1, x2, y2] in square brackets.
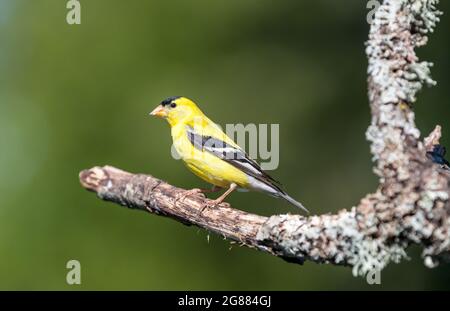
[0, 0, 449, 290]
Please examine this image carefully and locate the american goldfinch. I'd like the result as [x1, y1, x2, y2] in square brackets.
[150, 96, 308, 212]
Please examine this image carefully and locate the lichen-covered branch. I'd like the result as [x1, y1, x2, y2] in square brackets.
[79, 0, 450, 276]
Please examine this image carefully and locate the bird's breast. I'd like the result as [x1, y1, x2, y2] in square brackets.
[170, 126, 249, 188]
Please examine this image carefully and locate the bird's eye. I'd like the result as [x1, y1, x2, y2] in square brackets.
[170, 103, 177, 108]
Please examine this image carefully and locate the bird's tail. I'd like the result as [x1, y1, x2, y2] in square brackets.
[279, 192, 309, 214]
[246, 175, 309, 213]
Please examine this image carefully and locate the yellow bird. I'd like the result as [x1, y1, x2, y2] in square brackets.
[150, 96, 308, 212]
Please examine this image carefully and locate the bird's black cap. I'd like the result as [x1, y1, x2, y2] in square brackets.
[161, 96, 181, 106]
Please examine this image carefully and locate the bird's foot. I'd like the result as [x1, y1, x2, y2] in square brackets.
[175, 188, 205, 204]
[198, 198, 230, 214]
[186, 188, 206, 197]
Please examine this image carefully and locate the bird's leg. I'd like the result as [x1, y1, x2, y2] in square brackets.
[201, 183, 237, 211]
[213, 183, 237, 204]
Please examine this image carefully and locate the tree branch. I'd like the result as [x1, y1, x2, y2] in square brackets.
[79, 0, 450, 276]
[79, 166, 269, 251]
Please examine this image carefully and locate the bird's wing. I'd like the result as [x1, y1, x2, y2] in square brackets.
[187, 115, 241, 148]
[186, 125, 281, 186]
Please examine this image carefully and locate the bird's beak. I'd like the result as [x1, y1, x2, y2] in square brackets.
[149, 105, 166, 118]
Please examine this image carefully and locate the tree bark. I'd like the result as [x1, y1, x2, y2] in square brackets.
[79, 0, 449, 276]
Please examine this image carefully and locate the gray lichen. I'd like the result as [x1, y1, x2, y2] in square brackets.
[256, 0, 448, 277]
[366, 0, 441, 105]
[365, 0, 442, 172]
[366, 0, 441, 177]
[257, 206, 409, 277]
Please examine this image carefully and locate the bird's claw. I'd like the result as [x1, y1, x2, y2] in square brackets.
[175, 188, 205, 204]
[198, 200, 216, 214]
[187, 188, 206, 197]
[198, 199, 230, 214]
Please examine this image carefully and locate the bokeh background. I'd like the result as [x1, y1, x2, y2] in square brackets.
[0, 0, 449, 290]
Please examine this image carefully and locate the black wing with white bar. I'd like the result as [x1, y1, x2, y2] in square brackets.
[186, 126, 281, 186]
